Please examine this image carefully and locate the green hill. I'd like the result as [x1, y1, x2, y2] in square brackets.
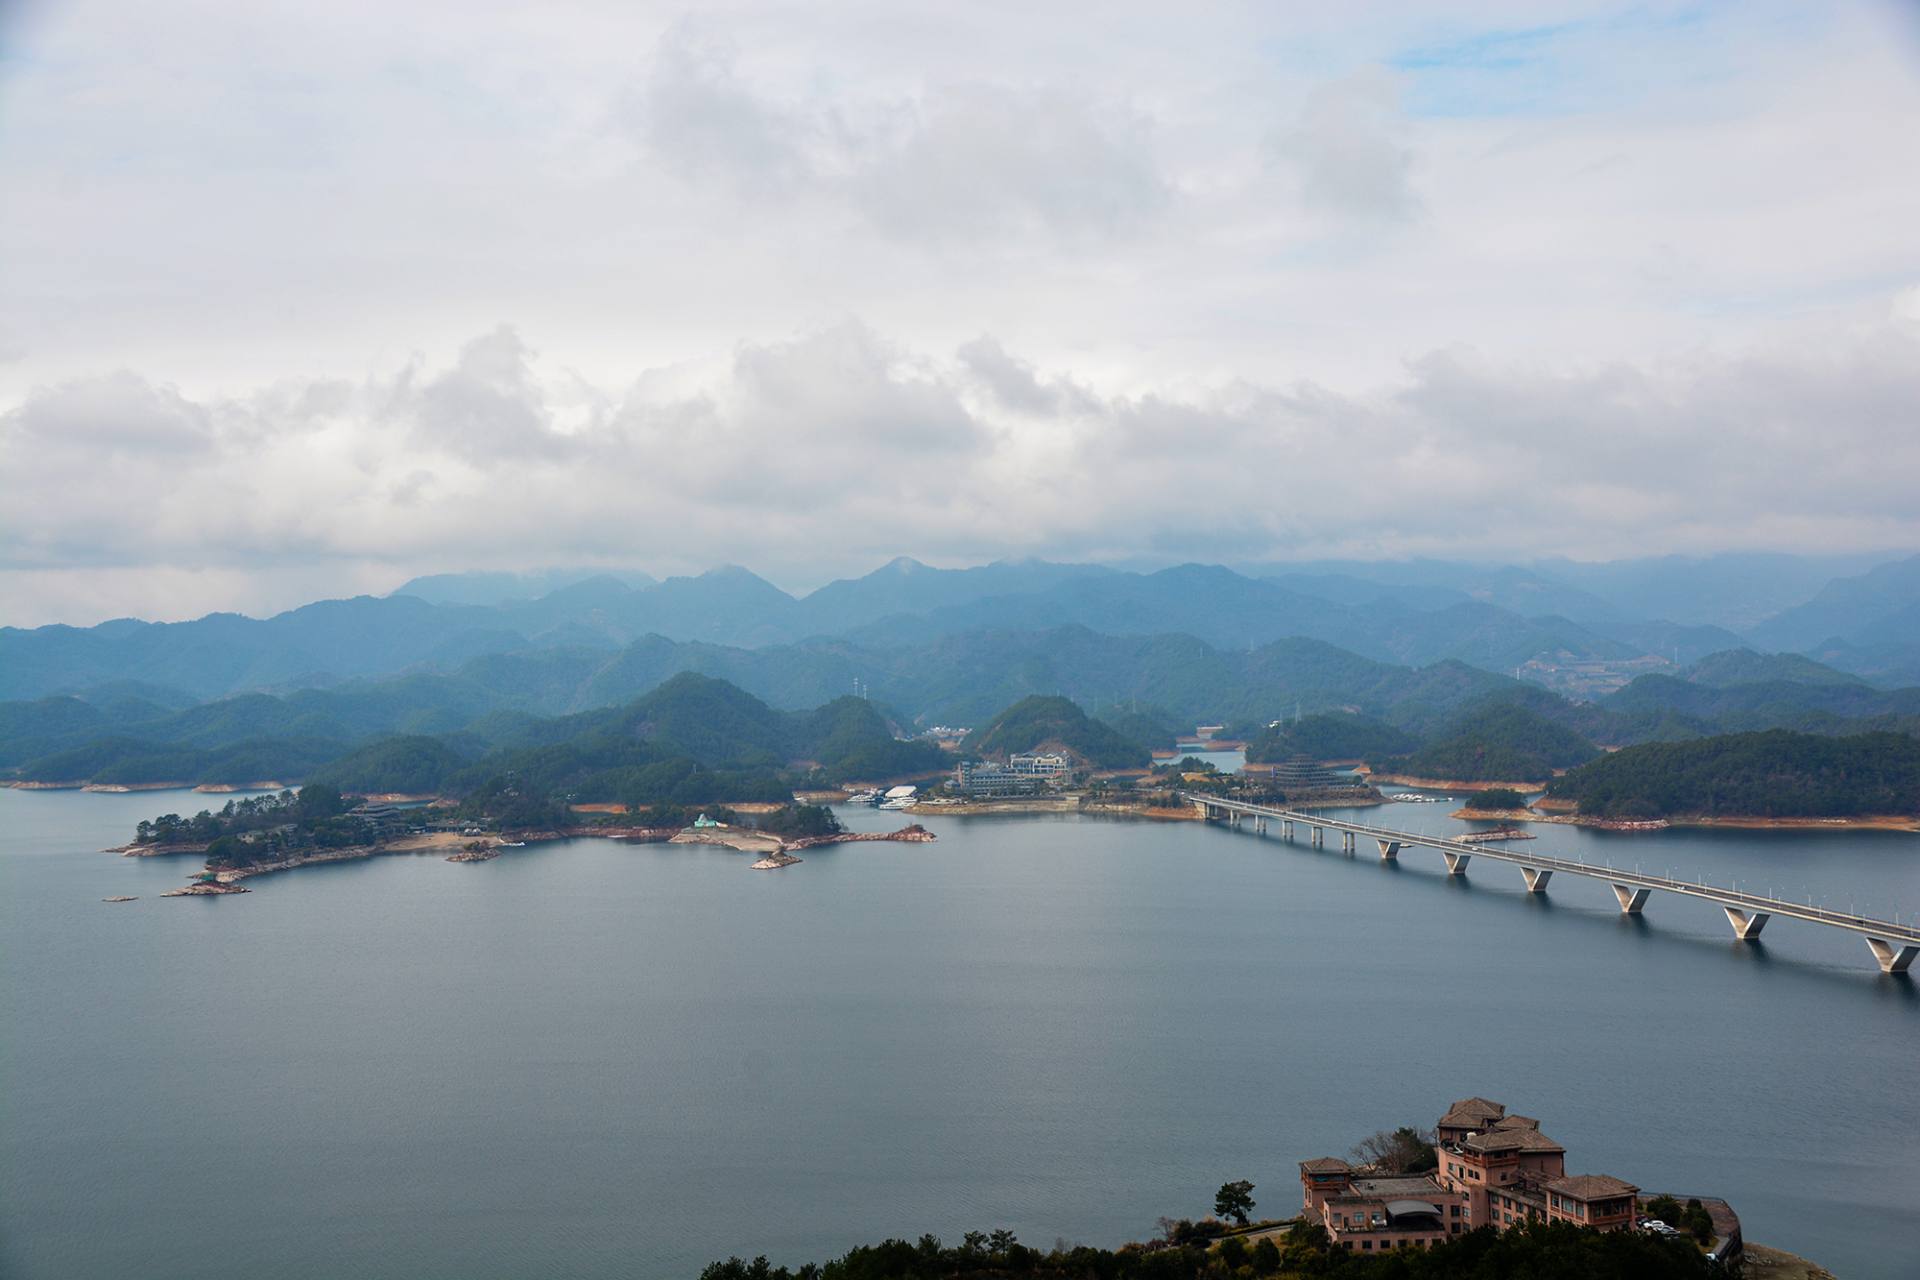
[1682, 648, 1866, 688]
[1547, 729, 1920, 818]
[963, 695, 1148, 768]
[1245, 711, 1419, 763]
[1384, 702, 1601, 783]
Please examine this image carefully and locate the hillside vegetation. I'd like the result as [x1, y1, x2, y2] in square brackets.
[1546, 729, 1920, 818]
[962, 695, 1148, 768]
[1381, 702, 1601, 783]
[1245, 711, 1419, 764]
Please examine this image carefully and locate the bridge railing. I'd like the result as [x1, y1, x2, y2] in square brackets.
[1180, 793, 1920, 964]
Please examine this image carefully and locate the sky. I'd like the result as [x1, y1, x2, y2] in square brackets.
[2, 0, 1919, 626]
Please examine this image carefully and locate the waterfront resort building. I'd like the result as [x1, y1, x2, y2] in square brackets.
[1300, 1097, 1639, 1253]
[1264, 754, 1343, 791]
[953, 760, 1046, 797]
[1008, 752, 1071, 776]
[347, 801, 409, 838]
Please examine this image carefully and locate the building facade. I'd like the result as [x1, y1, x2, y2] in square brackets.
[1300, 1096, 1638, 1254]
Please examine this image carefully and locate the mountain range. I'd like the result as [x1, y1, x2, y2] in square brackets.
[8, 552, 1918, 708]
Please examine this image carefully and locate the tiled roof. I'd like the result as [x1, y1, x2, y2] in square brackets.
[1546, 1174, 1638, 1200]
[1351, 1176, 1446, 1199]
[1440, 1096, 1506, 1126]
[1301, 1157, 1351, 1173]
[1463, 1127, 1564, 1154]
[1493, 1114, 1540, 1131]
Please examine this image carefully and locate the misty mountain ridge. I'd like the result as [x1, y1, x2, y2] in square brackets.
[3, 552, 1919, 705]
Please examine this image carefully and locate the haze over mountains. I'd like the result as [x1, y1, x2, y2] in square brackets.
[4, 551, 1918, 705]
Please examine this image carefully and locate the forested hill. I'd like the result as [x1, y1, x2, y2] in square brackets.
[1546, 730, 1920, 819]
[24, 673, 950, 807]
[1376, 702, 1603, 783]
[21, 553, 1920, 705]
[962, 696, 1149, 768]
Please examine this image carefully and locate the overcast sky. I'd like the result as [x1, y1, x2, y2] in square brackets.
[3, 0, 1919, 625]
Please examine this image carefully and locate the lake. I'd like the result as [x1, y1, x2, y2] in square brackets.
[2, 786, 1917, 1278]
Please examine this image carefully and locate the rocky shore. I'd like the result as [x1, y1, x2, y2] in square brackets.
[161, 881, 249, 896]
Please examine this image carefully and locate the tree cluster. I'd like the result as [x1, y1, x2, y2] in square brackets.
[1546, 729, 1920, 818]
[697, 1218, 1710, 1280]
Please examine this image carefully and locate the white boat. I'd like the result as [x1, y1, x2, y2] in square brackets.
[878, 797, 915, 811]
[845, 791, 880, 806]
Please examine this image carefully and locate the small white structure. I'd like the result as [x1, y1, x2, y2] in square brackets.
[884, 785, 918, 800]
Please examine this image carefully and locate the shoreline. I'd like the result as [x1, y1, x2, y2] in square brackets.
[1450, 806, 1918, 833]
[1364, 772, 1547, 792]
[140, 821, 941, 891]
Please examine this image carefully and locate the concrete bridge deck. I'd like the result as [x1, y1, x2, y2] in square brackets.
[1183, 793, 1920, 975]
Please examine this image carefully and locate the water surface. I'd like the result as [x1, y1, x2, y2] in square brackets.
[2, 787, 1916, 1278]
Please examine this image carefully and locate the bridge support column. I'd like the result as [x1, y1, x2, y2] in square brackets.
[1377, 840, 1401, 861]
[1282, 820, 1293, 840]
[1311, 827, 1323, 847]
[1442, 851, 1470, 876]
[1611, 885, 1651, 914]
[1341, 831, 1355, 853]
[1867, 938, 1919, 974]
[1723, 907, 1771, 941]
[1520, 867, 1552, 894]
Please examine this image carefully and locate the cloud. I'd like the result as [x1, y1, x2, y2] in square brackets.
[2, 2, 1919, 622]
[5, 312, 1918, 623]
[627, 23, 1168, 243]
[1270, 67, 1418, 221]
[631, 19, 811, 191]
[852, 84, 1169, 241]
[8, 370, 216, 454]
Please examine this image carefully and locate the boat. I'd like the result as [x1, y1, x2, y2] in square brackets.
[497, 841, 526, 848]
[878, 797, 916, 811]
[844, 791, 881, 806]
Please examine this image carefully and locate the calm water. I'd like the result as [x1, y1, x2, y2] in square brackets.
[3, 787, 1918, 1279]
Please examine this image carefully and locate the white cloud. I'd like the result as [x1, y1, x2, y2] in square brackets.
[5, 313, 1918, 623]
[1269, 67, 1419, 221]
[1, 1, 1918, 622]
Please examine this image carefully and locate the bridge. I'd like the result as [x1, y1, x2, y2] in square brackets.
[1182, 793, 1920, 975]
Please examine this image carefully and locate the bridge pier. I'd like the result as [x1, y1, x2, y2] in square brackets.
[1723, 907, 1771, 941]
[1341, 831, 1355, 854]
[1867, 938, 1919, 975]
[1611, 884, 1651, 914]
[1520, 867, 1552, 894]
[1442, 851, 1470, 876]
[1311, 826, 1323, 847]
[1377, 840, 1401, 861]
[1282, 820, 1293, 840]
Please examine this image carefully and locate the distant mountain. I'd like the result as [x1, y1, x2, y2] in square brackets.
[1747, 554, 1920, 652]
[1603, 672, 1920, 735]
[1247, 559, 1624, 624]
[788, 557, 1117, 635]
[8, 554, 1919, 710]
[0, 595, 527, 702]
[1680, 649, 1866, 688]
[1538, 552, 1890, 630]
[392, 568, 656, 607]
